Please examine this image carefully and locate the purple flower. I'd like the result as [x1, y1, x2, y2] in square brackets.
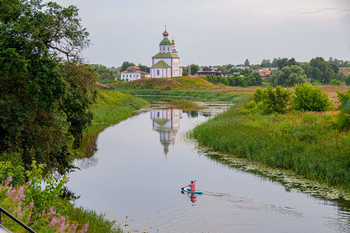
[42, 210, 46, 214]
[60, 216, 65, 221]
[84, 223, 89, 227]
[71, 224, 77, 229]
[59, 228, 64, 232]
[29, 202, 33, 208]
[26, 181, 32, 185]
[6, 176, 12, 183]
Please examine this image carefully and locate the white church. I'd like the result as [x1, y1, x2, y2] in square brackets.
[150, 28, 182, 78]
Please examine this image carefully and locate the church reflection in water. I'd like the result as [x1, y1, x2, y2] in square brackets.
[150, 109, 183, 156]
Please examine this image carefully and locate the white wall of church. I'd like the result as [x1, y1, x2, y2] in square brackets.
[151, 68, 171, 78]
[172, 58, 180, 77]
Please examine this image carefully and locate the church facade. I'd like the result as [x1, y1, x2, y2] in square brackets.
[150, 28, 182, 78]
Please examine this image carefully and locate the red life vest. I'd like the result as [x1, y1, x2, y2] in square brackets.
[190, 183, 195, 191]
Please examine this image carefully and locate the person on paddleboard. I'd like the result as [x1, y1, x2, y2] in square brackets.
[188, 180, 196, 191]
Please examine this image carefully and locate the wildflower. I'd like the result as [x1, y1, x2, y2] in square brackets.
[61, 216, 66, 221]
[27, 181, 32, 185]
[6, 176, 12, 183]
[71, 224, 77, 229]
[29, 202, 33, 207]
[59, 228, 64, 232]
[84, 223, 89, 228]
[42, 210, 46, 214]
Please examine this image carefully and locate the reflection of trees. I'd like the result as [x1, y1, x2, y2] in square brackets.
[187, 111, 198, 118]
[73, 130, 100, 170]
[74, 157, 99, 170]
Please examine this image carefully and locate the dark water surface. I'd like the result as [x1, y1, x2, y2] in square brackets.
[68, 106, 350, 233]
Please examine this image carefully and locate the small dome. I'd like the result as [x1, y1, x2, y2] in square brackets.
[160, 38, 172, 45]
[163, 30, 169, 36]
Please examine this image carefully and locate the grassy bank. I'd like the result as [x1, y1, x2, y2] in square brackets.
[87, 88, 148, 134]
[192, 105, 350, 193]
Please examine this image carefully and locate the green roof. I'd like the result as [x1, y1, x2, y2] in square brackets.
[151, 60, 171, 69]
[152, 52, 179, 59]
[160, 38, 172, 45]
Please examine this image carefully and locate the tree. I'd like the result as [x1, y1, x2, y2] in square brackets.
[269, 65, 306, 87]
[292, 83, 331, 111]
[120, 61, 136, 72]
[190, 64, 199, 75]
[0, 0, 94, 173]
[253, 86, 291, 114]
[261, 59, 272, 68]
[309, 57, 335, 84]
[138, 64, 150, 73]
[244, 59, 250, 67]
[345, 74, 350, 86]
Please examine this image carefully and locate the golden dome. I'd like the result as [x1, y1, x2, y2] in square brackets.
[163, 30, 169, 36]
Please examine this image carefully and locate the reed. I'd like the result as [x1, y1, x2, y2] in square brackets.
[192, 107, 350, 191]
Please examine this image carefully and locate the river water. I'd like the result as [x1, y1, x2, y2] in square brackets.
[67, 104, 350, 233]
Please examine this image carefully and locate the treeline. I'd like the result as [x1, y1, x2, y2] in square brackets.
[0, 0, 97, 173]
[90, 64, 119, 84]
[205, 73, 262, 87]
[91, 61, 150, 83]
[200, 57, 350, 87]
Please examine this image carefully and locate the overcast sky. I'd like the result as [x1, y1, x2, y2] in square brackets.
[52, 0, 350, 67]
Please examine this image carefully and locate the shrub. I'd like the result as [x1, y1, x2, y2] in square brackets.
[335, 88, 350, 129]
[330, 79, 342, 85]
[261, 86, 291, 114]
[345, 74, 350, 86]
[292, 83, 332, 111]
[252, 88, 264, 103]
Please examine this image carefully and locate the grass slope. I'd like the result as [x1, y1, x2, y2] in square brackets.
[192, 106, 350, 193]
[112, 76, 219, 90]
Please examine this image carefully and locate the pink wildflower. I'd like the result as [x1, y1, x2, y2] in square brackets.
[26, 181, 32, 185]
[6, 176, 12, 183]
[60, 216, 65, 221]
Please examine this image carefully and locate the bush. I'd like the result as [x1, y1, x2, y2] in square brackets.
[292, 83, 332, 111]
[330, 79, 342, 85]
[335, 88, 350, 129]
[345, 74, 350, 86]
[262, 86, 291, 114]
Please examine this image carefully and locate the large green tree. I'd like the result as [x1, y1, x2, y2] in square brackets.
[269, 65, 306, 87]
[0, 0, 94, 173]
[309, 57, 335, 84]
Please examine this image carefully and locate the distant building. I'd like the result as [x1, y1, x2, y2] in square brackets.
[259, 69, 272, 79]
[197, 66, 223, 76]
[150, 27, 182, 78]
[235, 66, 250, 70]
[258, 67, 279, 71]
[120, 66, 149, 81]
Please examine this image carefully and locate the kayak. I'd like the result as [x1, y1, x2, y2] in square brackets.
[182, 187, 203, 194]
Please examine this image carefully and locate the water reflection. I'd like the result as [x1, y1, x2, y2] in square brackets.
[150, 108, 183, 156]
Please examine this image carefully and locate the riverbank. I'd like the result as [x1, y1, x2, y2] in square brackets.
[0, 89, 148, 233]
[192, 104, 350, 197]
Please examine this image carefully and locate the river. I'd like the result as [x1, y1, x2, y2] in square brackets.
[67, 103, 350, 233]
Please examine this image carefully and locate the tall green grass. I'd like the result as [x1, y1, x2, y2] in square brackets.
[88, 89, 148, 134]
[192, 107, 350, 191]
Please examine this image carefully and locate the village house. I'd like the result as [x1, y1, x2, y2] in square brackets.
[197, 66, 223, 76]
[258, 69, 272, 80]
[120, 66, 150, 81]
